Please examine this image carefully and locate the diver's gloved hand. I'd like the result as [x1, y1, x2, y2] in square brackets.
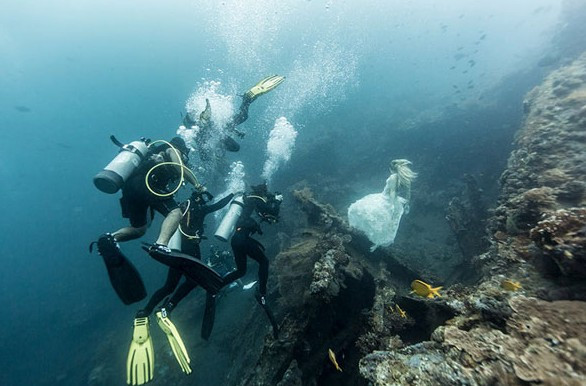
[233, 129, 245, 139]
[404, 203, 411, 215]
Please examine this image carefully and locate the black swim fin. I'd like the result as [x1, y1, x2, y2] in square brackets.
[90, 234, 146, 305]
[201, 292, 216, 340]
[255, 292, 279, 339]
[144, 246, 224, 294]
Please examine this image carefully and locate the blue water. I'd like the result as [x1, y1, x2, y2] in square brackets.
[0, 0, 570, 385]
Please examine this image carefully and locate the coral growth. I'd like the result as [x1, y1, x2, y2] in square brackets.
[531, 208, 586, 278]
[359, 296, 586, 385]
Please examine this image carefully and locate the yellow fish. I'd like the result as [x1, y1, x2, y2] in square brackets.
[328, 348, 343, 372]
[411, 280, 442, 298]
[501, 279, 522, 291]
[395, 304, 407, 318]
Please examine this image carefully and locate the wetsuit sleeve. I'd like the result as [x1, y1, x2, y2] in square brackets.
[204, 193, 235, 214]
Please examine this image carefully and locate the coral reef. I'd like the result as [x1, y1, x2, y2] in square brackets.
[531, 208, 586, 279]
[239, 188, 376, 385]
[445, 174, 490, 260]
[235, 54, 586, 386]
[356, 53, 586, 386]
[359, 295, 586, 386]
[485, 52, 586, 280]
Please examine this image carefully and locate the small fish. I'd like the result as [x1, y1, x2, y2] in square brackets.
[395, 304, 407, 318]
[328, 349, 343, 372]
[501, 280, 522, 291]
[411, 280, 442, 298]
[14, 105, 31, 113]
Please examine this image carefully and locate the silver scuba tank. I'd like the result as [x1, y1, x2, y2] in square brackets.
[93, 136, 149, 194]
[214, 195, 245, 242]
[168, 229, 182, 251]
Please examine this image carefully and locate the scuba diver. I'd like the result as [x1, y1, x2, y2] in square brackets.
[138, 189, 234, 316]
[90, 136, 203, 306]
[181, 75, 285, 158]
[215, 183, 283, 338]
[125, 189, 234, 385]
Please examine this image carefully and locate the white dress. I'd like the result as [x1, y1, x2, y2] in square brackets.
[347, 174, 408, 251]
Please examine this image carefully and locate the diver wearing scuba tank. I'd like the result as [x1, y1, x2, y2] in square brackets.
[181, 75, 285, 155]
[221, 183, 282, 298]
[137, 189, 235, 318]
[91, 136, 202, 305]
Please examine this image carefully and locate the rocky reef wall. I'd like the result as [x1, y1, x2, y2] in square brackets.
[356, 52, 586, 385]
[236, 54, 586, 386]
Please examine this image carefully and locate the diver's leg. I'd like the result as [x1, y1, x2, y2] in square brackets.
[113, 192, 149, 241]
[222, 247, 248, 287]
[165, 280, 198, 313]
[138, 268, 182, 317]
[228, 99, 252, 128]
[248, 243, 269, 296]
[112, 225, 147, 242]
[160, 238, 200, 312]
[156, 208, 182, 246]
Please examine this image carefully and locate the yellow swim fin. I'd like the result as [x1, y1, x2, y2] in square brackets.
[244, 75, 285, 102]
[126, 317, 154, 385]
[155, 309, 192, 375]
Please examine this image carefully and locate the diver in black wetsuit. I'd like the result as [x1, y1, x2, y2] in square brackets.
[222, 183, 282, 303]
[91, 137, 202, 305]
[182, 75, 286, 157]
[137, 189, 235, 317]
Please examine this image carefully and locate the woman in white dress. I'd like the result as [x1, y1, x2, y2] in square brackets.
[347, 159, 417, 251]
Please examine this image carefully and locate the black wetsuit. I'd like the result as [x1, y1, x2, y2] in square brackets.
[183, 97, 252, 154]
[222, 195, 270, 296]
[120, 150, 182, 227]
[139, 193, 234, 316]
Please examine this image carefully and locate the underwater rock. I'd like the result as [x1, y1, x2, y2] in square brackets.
[357, 54, 586, 386]
[359, 342, 478, 385]
[242, 51, 586, 383]
[359, 296, 586, 385]
[240, 189, 375, 385]
[483, 53, 586, 275]
[530, 208, 586, 278]
[445, 174, 490, 260]
[275, 360, 303, 386]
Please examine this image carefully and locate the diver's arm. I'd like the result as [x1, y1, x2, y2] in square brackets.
[165, 148, 200, 188]
[204, 193, 235, 214]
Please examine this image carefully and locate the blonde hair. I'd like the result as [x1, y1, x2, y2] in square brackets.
[390, 159, 417, 189]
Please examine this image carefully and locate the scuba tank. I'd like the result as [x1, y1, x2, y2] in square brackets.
[214, 195, 245, 242]
[93, 136, 150, 194]
[168, 229, 182, 251]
